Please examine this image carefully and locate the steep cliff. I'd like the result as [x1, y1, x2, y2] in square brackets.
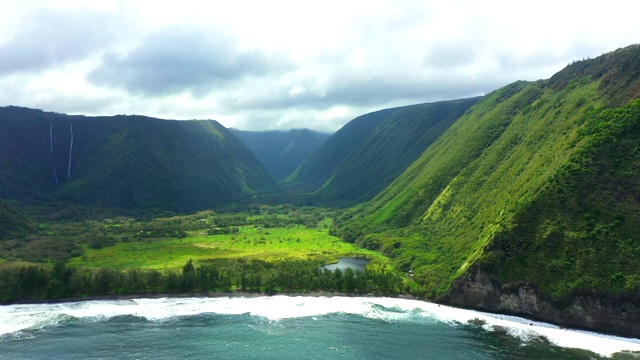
[443, 266, 640, 338]
[0, 107, 279, 211]
[338, 45, 640, 335]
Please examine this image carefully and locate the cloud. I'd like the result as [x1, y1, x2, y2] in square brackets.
[88, 28, 290, 96]
[1, 0, 640, 132]
[0, 9, 122, 74]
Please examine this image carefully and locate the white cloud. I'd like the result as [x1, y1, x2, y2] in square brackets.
[288, 85, 306, 97]
[0, 0, 639, 132]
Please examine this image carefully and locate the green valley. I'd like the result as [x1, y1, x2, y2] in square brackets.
[1, 44, 640, 337]
[0, 205, 401, 301]
[231, 128, 331, 180]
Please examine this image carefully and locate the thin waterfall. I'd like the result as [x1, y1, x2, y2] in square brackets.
[67, 125, 73, 179]
[51, 122, 59, 186]
[49, 122, 53, 154]
[53, 164, 59, 186]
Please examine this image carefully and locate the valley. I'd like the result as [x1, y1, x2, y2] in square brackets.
[1, 44, 640, 338]
[0, 205, 402, 301]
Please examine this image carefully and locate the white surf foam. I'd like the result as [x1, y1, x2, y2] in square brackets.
[1, 296, 639, 357]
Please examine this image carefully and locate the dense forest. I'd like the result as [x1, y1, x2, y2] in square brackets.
[0, 258, 402, 302]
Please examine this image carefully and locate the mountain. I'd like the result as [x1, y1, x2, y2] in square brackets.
[338, 45, 640, 336]
[0, 200, 35, 239]
[0, 107, 279, 212]
[230, 128, 331, 180]
[287, 98, 480, 203]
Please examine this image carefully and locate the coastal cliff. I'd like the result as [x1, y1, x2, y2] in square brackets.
[442, 265, 640, 338]
[339, 45, 640, 337]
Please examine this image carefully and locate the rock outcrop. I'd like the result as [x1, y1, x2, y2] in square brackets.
[441, 265, 640, 338]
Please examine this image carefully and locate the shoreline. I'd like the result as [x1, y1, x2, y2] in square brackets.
[4, 290, 640, 354]
[2, 290, 419, 306]
[5, 291, 640, 343]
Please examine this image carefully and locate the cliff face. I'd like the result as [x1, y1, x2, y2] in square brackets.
[442, 265, 640, 338]
[0, 107, 279, 211]
[336, 45, 640, 337]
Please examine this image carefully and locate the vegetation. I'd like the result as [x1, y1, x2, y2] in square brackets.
[338, 44, 640, 299]
[231, 128, 331, 180]
[0, 205, 405, 302]
[2, 44, 640, 315]
[481, 98, 640, 297]
[0, 258, 403, 302]
[0, 200, 35, 240]
[0, 107, 278, 211]
[286, 98, 480, 204]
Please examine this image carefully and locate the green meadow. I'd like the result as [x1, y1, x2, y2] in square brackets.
[70, 224, 389, 271]
[0, 206, 406, 301]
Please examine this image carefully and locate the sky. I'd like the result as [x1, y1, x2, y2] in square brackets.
[1, 1, 639, 133]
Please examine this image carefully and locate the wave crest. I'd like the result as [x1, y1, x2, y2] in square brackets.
[1, 296, 639, 357]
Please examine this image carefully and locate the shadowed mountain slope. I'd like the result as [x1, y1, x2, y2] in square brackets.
[230, 128, 331, 180]
[0, 107, 278, 212]
[287, 98, 480, 204]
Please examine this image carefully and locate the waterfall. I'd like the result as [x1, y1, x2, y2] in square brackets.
[53, 164, 59, 186]
[49, 122, 53, 154]
[67, 125, 73, 179]
[51, 122, 59, 186]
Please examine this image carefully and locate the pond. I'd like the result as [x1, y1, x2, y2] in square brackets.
[322, 257, 371, 271]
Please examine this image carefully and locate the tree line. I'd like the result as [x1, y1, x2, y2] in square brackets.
[0, 258, 404, 302]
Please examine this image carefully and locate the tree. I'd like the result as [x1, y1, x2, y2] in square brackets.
[343, 267, 356, 292]
[182, 259, 196, 291]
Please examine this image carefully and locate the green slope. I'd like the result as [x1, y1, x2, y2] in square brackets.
[339, 44, 640, 298]
[230, 128, 331, 180]
[288, 98, 479, 203]
[481, 98, 640, 297]
[0, 108, 279, 212]
[0, 199, 35, 240]
[287, 107, 396, 190]
[0, 107, 62, 202]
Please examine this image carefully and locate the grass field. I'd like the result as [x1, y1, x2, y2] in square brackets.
[69, 225, 389, 271]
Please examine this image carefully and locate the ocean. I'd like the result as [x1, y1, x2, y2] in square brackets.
[1, 296, 639, 359]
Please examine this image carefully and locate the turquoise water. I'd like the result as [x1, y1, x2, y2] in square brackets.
[1, 296, 639, 359]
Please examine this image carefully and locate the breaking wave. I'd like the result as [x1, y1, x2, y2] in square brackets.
[1, 296, 639, 357]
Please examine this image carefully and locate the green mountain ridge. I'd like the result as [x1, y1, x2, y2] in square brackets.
[337, 44, 640, 303]
[287, 98, 480, 204]
[230, 128, 331, 180]
[0, 107, 278, 212]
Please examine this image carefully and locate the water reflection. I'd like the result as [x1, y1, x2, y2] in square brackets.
[322, 257, 371, 271]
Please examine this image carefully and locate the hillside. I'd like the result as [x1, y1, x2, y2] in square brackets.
[287, 98, 479, 203]
[0, 200, 35, 240]
[337, 45, 640, 335]
[230, 128, 331, 180]
[0, 107, 279, 212]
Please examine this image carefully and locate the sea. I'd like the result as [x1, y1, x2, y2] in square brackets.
[1, 296, 640, 359]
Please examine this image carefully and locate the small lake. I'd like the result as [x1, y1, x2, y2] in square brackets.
[322, 257, 371, 271]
